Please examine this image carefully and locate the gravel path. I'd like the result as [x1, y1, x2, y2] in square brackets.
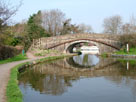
[0, 58, 40, 102]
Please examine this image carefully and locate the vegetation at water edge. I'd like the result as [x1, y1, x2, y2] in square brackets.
[0, 54, 27, 64]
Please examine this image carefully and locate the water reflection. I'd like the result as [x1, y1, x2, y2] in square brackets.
[70, 54, 99, 68]
[19, 70, 78, 95]
[19, 55, 136, 102]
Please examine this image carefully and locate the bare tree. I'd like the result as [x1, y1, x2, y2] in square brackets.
[41, 9, 93, 35]
[0, 0, 22, 32]
[78, 23, 93, 34]
[42, 9, 66, 36]
[129, 15, 136, 33]
[103, 15, 122, 34]
[10, 21, 27, 37]
[121, 15, 136, 34]
[121, 23, 132, 34]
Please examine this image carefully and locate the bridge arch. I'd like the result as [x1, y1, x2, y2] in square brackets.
[31, 34, 122, 54]
[46, 39, 120, 54]
[64, 40, 99, 53]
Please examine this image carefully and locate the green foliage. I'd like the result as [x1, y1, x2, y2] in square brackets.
[6, 64, 23, 102]
[118, 59, 136, 66]
[4, 36, 15, 45]
[10, 38, 19, 46]
[0, 26, 23, 46]
[5, 37, 22, 46]
[12, 37, 23, 46]
[0, 54, 27, 64]
[115, 48, 136, 55]
[24, 10, 49, 51]
[27, 11, 49, 39]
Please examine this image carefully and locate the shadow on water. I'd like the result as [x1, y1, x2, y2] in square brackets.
[18, 54, 136, 102]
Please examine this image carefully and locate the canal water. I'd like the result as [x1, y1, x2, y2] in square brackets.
[19, 54, 136, 102]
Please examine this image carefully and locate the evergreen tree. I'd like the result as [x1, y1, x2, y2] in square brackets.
[24, 11, 49, 51]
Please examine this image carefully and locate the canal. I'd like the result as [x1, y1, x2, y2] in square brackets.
[18, 54, 136, 102]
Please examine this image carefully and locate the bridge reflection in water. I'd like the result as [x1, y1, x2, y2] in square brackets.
[19, 55, 136, 102]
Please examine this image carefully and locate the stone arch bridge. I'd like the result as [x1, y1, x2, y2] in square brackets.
[31, 34, 122, 54]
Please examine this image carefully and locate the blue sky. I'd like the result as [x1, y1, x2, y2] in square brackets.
[11, 0, 136, 33]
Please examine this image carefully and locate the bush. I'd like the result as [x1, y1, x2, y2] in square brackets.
[119, 33, 136, 48]
[0, 45, 21, 60]
[10, 37, 23, 46]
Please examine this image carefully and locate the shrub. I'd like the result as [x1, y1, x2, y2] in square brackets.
[119, 33, 136, 48]
[0, 45, 21, 60]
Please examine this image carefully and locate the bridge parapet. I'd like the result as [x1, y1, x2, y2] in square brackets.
[41, 33, 120, 43]
[31, 33, 122, 53]
[32, 34, 121, 48]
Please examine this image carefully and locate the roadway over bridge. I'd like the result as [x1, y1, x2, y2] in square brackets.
[31, 33, 122, 54]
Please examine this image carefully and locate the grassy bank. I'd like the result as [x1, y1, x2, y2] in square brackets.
[101, 48, 136, 58]
[115, 48, 136, 55]
[118, 59, 136, 64]
[0, 54, 27, 64]
[6, 64, 24, 102]
[6, 54, 73, 102]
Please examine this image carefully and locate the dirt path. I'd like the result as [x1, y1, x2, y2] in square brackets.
[26, 52, 36, 59]
[0, 52, 72, 102]
[0, 53, 43, 102]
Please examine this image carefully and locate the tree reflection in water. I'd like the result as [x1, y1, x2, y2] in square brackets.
[19, 68, 79, 95]
[19, 55, 136, 100]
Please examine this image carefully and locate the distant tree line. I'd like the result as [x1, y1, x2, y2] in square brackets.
[41, 9, 93, 36]
[103, 15, 136, 35]
[102, 15, 136, 48]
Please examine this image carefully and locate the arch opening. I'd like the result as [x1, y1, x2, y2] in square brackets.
[65, 41, 99, 54]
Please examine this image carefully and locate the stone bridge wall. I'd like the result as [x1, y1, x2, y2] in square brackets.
[30, 33, 122, 53]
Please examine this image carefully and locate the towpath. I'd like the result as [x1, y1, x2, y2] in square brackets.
[0, 52, 43, 102]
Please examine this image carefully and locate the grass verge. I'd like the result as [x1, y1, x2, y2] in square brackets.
[6, 64, 24, 102]
[115, 48, 136, 55]
[0, 54, 27, 65]
[6, 54, 73, 102]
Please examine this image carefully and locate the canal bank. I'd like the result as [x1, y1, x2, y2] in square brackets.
[4, 54, 76, 102]
[102, 53, 136, 59]
[110, 54, 136, 58]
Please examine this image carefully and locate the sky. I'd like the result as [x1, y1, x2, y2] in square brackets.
[10, 0, 136, 33]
